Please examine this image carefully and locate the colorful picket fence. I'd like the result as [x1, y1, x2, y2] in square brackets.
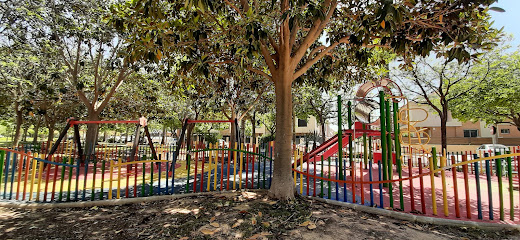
[3, 141, 520, 225]
[0, 142, 273, 203]
[293, 145, 520, 224]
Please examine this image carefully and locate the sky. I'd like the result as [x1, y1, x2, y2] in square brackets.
[490, 0, 520, 49]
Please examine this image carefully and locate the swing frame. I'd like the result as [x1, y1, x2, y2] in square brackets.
[46, 117, 158, 162]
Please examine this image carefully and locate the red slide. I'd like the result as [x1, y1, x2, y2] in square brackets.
[295, 125, 380, 167]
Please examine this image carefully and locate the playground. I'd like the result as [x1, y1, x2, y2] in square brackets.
[1, 79, 520, 239]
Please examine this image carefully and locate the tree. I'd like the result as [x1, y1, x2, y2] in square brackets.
[451, 49, 520, 131]
[0, 0, 138, 153]
[0, 47, 36, 146]
[393, 58, 486, 154]
[114, 0, 501, 199]
[294, 85, 335, 143]
[218, 73, 272, 147]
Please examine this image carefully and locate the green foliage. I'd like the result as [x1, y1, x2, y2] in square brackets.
[202, 132, 222, 144]
[260, 134, 275, 144]
[450, 49, 520, 130]
[112, 0, 500, 75]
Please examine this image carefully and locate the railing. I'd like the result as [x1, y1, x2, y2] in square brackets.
[0, 142, 273, 203]
[293, 146, 520, 224]
[3, 141, 520, 225]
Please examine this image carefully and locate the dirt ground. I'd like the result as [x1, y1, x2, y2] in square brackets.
[0, 191, 518, 240]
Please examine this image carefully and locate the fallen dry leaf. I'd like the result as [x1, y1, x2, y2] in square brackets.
[210, 217, 216, 222]
[307, 223, 317, 230]
[234, 204, 251, 211]
[258, 212, 262, 217]
[262, 222, 270, 227]
[232, 219, 244, 228]
[251, 217, 257, 225]
[200, 229, 216, 235]
[210, 222, 220, 228]
[242, 191, 258, 199]
[247, 232, 271, 240]
[299, 221, 311, 227]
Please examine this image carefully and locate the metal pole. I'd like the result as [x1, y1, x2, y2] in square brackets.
[393, 100, 404, 210]
[385, 99, 394, 208]
[379, 91, 387, 183]
[337, 96, 343, 180]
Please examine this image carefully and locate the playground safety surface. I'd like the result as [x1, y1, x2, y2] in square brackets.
[0, 191, 519, 240]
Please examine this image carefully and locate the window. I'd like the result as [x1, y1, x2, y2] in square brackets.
[501, 129, 510, 134]
[463, 129, 478, 138]
[297, 119, 307, 127]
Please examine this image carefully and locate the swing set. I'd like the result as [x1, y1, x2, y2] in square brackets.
[46, 117, 159, 162]
[172, 118, 240, 165]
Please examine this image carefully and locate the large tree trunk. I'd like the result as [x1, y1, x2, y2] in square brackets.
[32, 117, 41, 144]
[240, 117, 246, 144]
[186, 123, 195, 148]
[161, 124, 167, 145]
[268, 76, 295, 200]
[125, 127, 130, 143]
[47, 122, 55, 144]
[12, 102, 23, 147]
[230, 111, 237, 147]
[22, 126, 29, 142]
[319, 115, 326, 143]
[84, 113, 100, 156]
[440, 112, 448, 156]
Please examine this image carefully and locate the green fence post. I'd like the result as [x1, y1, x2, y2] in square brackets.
[393, 100, 404, 210]
[337, 95, 343, 180]
[385, 99, 393, 208]
[507, 154, 514, 221]
[379, 91, 387, 185]
[496, 152, 504, 221]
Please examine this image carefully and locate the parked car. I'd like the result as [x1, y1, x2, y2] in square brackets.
[476, 144, 510, 155]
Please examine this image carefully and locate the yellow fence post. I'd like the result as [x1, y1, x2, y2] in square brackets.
[109, 160, 113, 199]
[214, 145, 218, 191]
[293, 147, 297, 186]
[429, 156, 438, 215]
[239, 143, 244, 189]
[233, 143, 237, 190]
[29, 153, 38, 201]
[299, 150, 303, 194]
[440, 156, 449, 217]
[36, 154, 44, 202]
[117, 158, 122, 199]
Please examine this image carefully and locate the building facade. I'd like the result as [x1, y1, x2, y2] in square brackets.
[220, 116, 332, 144]
[405, 102, 520, 146]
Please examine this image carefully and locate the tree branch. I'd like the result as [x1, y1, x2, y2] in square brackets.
[293, 0, 337, 63]
[223, 0, 245, 18]
[268, 35, 279, 54]
[259, 40, 276, 73]
[293, 37, 348, 80]
[96, 66, 128, 113]
[240, 82, 272, 119]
